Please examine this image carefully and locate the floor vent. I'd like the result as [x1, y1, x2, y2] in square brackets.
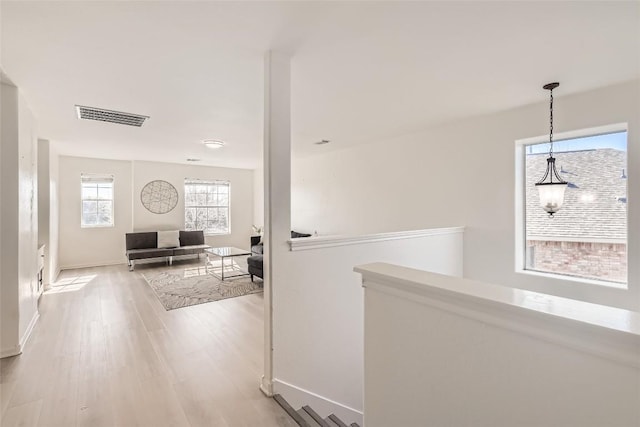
[75, 105, 149, 127]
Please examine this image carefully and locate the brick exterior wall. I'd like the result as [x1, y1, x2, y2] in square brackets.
[526, 240, 627, 284]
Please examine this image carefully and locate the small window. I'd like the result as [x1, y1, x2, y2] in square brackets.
[521, 129, 627, 286]
[184, 179, 230, 235]
[81, 174, 114, 227]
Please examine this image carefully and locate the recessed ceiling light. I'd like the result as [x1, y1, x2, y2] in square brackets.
[186, 158, 201, 162]
[203, 140, 225, 149]
[314, 139, 330, 145]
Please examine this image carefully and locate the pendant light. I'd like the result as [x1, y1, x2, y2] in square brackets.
[535, 82, 567, 216]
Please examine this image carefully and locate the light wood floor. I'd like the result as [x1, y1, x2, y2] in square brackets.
[0, 261, 296, 427]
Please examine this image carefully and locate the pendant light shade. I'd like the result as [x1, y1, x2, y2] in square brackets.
[535, 82, 567, 216]
[537, 165, 567, 214]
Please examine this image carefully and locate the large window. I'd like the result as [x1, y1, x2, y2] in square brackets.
[81, 174, 114, 227]
[519, 128, 627, 286]
[184, 179, 230, 235]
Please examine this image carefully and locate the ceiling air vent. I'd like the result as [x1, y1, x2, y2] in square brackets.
[75, 105, 149, 127]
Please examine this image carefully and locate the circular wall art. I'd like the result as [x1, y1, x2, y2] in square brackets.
[140, 180, 179, 214]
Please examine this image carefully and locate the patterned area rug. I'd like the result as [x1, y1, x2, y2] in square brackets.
[141, 264, 262, 310]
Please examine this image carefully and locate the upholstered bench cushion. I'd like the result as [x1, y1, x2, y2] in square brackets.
[126, 248, 174, 260]
[247, 254, 263, 268]
[126, 232, 157, 251]
[179, 230, 205, 246]
[173, 244, 210, 256]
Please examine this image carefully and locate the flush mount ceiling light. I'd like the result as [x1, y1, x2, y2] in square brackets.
[75, 105, 149, 127]
[186, 158, 201, 162]
[535, 82, 568, 216]
[203, 140, 225, 149]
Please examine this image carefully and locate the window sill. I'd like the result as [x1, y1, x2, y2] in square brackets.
[81, 224, 115, 229]
[204, 232, 231, 237]
[517, 268, 628, 290]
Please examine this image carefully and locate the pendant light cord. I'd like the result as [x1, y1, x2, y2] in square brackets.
[549, 88, 554, 157]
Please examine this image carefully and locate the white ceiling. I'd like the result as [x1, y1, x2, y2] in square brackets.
[2, 1, 639, 170]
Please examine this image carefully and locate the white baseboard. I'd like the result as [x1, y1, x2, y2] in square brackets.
[52, 267, 61, 283]
[0, 345, 21, 359]
[260, 375, 274, 397]
[60, 260, 126, 271]
[1, 310, 40, 359]
[273, 379, 363, 426]
[19, 310, 39, 353]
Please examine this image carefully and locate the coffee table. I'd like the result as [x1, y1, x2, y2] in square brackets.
[205, 247, 251, 280]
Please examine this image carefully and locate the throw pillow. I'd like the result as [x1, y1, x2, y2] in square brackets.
[291, 230, 312, 238]
[157, 230, 179, 248]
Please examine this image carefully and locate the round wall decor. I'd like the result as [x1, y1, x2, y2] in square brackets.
[141, 180, 179, 214]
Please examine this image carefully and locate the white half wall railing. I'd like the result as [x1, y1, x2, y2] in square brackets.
[354, 262, 640, 427]
[272, 226, 465, 426]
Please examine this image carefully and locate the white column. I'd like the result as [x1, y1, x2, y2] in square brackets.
[1, 81, 21, 357]
[261, 51, 291, 395]
[38, 139, 50, 285]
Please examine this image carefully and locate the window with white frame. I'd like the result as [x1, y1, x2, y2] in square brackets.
[81, 174, 114, 227]
[184, 179, 230, 235]
[519, 128, 627, 286]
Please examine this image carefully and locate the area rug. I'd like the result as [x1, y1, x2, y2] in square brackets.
[141, 264, 262, 310]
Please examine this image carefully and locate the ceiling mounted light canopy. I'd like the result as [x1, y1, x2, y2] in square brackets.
[535, 82, 567, 216]
[203, 140, 225, 149]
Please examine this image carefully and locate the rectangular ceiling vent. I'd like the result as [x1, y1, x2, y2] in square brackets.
[75, 105, 149, 127]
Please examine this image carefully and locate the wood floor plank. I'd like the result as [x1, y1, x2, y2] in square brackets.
[1, 261, 294, 427]
[172, 377, 230, 427]
[0, 380, 16, 419]
[138, 374, 191, 427]
[1, 399, 43, 427]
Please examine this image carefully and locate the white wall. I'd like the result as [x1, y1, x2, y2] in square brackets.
[132, 160, 254, 250]
[253, 165, 264, 229]
[49, 144, 60, 281]
[273, 228, 464, 426]
[1, 81, 40, 357]
[17, 88, 39, 348]
[1, 82, 21, 356]
[291, 80, 640, 311]
[37, 139, 50, 283]
[358, 263, 640, 427]
[59, 156, 133, 269]
[58, 157, 254, 269]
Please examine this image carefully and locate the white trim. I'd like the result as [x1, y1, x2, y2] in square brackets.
[2, 310, 41, 359]
[80, 174, 115, 228]
[355, 263, 640, 368]
[289, 226, 465, 251]
[0, 345, 21, 359]
[183, 179, 231, 235]
[527, 236, 626, 244]
[60, 260, 126, 270]
[260, 376, 274, 397]
[19, 311, 39, 353]
[514, 141, 526, 273]
[515, 122, 628, 146]
[514, 122, 629, 287]
[273, 379, 363, 426]
[517, 268, 627, 290]
[80, 223, 115, 229]
[52, 267, 61, 283]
